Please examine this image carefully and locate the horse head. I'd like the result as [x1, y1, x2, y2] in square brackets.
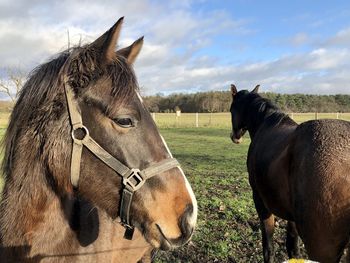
[63, 18, 197, 250]
[2, 18, 197, 254]
[229, 84, 260, 144]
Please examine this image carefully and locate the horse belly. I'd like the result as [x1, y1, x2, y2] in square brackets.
[255, 146, 294, 220]
[257, 179, 294, 221]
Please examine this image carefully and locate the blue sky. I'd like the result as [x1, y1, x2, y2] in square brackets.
[195, 1, 350, 61]
[0, 0, 350, 96]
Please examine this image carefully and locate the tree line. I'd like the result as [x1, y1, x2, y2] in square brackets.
[143, 91, 350, 113]
[1, 68, 349, 113]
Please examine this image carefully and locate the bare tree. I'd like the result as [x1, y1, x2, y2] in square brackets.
[0, 68, 26, 102]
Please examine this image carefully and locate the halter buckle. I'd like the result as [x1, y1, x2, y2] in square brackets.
[123, 169, 145, 191]
[123, 225, 135, 240]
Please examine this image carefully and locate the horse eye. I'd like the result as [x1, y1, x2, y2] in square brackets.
[115, 118, 134, 128]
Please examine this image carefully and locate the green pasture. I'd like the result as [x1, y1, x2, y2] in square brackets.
[0, 111, 349, 262]
[154, 128, 300, 262]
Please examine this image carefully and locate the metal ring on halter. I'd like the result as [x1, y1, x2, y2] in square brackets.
[71, 124, 90, 145]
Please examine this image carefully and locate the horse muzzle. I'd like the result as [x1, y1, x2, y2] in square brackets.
[156, 204, 195, 250]
[230, 131, 243, 144]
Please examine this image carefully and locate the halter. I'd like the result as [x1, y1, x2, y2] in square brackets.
[63, 78, 180, 239]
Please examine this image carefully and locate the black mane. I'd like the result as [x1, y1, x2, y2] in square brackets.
[236, 91, 296, 131]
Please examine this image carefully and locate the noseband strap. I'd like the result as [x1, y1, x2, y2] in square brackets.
[64, 80, 180, 238]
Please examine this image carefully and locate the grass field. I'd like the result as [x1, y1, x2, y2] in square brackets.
[154, 128, 349, 262]
[0, 112, 349, 262]
[154, 128, 302, 262]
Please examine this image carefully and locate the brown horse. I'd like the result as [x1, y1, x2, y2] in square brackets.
[230, 84, 350, 263]
[0, 18, 197, 262]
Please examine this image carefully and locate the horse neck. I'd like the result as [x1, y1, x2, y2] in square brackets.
[1, 183, 151, 261]
[0, 123, 73, 246]
[0, 135, 151, 261]
[0, 160, 59, 243]
[1, 167, 151, 260]
[245, 100, 296, 139]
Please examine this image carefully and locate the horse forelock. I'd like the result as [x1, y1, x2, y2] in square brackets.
[64, 46, 138, 102]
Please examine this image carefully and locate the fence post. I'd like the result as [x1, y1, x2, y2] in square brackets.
[152, 112, 156, 121]
[196, 113, 199, 128]
[336, 112, 339, 119]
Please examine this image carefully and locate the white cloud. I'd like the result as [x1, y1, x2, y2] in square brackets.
[289, 32, 309, 46]
[325, 27, 350, 47]
[137, 46, 350, 95]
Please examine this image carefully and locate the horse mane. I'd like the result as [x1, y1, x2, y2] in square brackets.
[2, 45, 138, 179]
[238, 91, 296, 128]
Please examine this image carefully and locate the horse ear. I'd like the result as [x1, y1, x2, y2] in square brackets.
[117, 36, 144, 64]
[251, 84, 260, 93]
[231, 84, 237, 96]
[89, 17, 124, 63]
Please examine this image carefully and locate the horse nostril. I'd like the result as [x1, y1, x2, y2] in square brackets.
[180, 204, 194, 239]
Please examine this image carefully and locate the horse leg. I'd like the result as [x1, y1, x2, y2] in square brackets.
[286, 221, 300, 259]
[253, 191, 275, 263]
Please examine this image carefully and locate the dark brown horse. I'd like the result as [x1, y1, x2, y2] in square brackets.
[230, 84, 350, 263]
[0, 18, 197, 262]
